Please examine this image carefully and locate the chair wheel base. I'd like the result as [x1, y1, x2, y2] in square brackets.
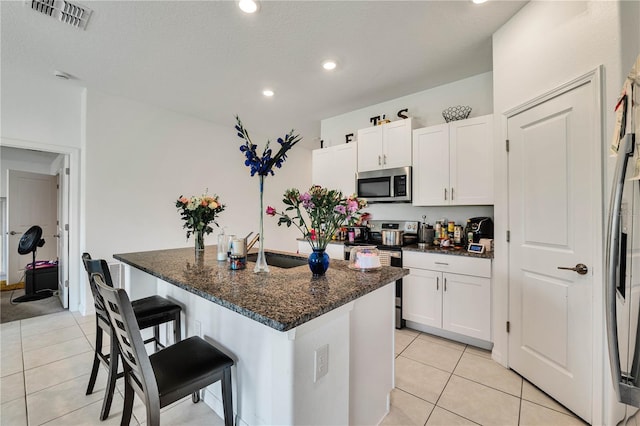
[192, 392, 200, 403]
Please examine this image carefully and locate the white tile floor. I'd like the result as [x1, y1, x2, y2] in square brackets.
[1, 311, 586, 426]
[386, 328, 587, 426]
[0, 310, 224, 426]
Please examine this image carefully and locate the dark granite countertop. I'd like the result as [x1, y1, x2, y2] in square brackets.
[114, 247, 408, 332]
[402, 244, 494, 259]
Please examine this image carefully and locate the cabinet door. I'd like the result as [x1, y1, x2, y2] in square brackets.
[412, 124, 450, 206]
[357, 126, 383, 172]
[297, 241, 312, 255]
[441, 272, 490, 341]
[332, 143, 357, 195]
[383, 119, 412, 169]
[324, 243, 345, 260]
[312, 144, 357, 195]
[402, 268, 442, 328]
[312, 148, 334, 187]
[449, 115, 494, 205]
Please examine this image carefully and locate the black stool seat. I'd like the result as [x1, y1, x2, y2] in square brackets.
[132, 296, 182, 329]
[151, 336, 234, 407]
[82, 252, 182, 422]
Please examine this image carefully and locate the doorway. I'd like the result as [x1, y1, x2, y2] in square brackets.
[1, 146, 71, 319]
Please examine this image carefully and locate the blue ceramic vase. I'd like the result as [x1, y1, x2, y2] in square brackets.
[308, 248, 330, 277]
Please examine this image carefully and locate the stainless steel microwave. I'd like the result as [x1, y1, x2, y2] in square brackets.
[356, 166, 412, 203]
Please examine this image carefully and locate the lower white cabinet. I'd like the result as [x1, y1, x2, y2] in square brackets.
[402, 251, 491, 341]
[297, 241, 345, 260]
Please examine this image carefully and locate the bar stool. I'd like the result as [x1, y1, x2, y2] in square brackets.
[82, 253, 182, 421]
[93, 273, 234, 426]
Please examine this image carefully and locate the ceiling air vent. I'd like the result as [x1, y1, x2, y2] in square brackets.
[26, 0, 92, 30]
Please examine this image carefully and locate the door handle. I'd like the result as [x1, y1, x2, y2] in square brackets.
[557, 263, 589, 275]
[9, 231, 22, 236]
[53, 234, 61, 238]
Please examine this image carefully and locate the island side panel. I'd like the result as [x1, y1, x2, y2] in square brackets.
[155, 275, 357, 426]
[155, 277, 296, 426]
[349, 282, 395, 425]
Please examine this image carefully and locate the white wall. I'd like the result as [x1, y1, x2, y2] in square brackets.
[84, 90, 311, 263]
[320, 72, 494, 226]
[492, 2, 626, 424]
[1, 69, 84, 311]
[321, 72, 493, 148]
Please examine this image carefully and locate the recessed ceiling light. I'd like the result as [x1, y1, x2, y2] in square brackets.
[262, 89, 274, 97]
[322, 60, 337, 71]
[239, 0, 259, 13]
[472, 0, 488, 4]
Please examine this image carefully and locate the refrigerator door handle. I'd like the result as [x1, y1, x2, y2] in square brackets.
[606, 133, 639, 406]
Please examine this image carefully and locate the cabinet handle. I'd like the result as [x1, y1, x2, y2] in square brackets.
[451, 187, 454, 200]
[383, 154, 387, 165]
[444, 188, 448, 200]
[444, 278, 447, 292]
[378, 155, 381, 165]
[434, 262, 449, 266]
[436, 276, 439, 291]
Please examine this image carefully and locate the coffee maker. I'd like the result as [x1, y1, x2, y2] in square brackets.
[465, 217, 494, 243]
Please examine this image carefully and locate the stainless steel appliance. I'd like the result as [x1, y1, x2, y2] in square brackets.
[344, 220, 418, 329]
[356, 166, 412, 203]
[606, 56, 640, 420]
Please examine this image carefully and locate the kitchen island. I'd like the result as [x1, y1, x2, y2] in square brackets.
[114, 246, 408, 426]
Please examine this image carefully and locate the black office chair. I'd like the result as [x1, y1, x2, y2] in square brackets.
[82, 253, 182, 420]
[93, 273, 234, 426]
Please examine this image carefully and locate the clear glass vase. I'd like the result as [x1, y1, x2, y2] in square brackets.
[254, 175, 270, 273]
[194, 229, 205, 253]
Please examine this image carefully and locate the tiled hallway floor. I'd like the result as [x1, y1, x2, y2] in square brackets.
[386, 328, 586, 426]
[1, 311, 586, 425]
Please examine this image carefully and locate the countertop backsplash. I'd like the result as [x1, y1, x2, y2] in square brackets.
[363, 203, 494, 229]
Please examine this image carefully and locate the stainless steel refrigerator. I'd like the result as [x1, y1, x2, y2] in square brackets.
[607, 55, 640, 424]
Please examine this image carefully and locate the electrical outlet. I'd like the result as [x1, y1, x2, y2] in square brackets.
[314, 344, 329, 382]
[194, 320, 202, 337]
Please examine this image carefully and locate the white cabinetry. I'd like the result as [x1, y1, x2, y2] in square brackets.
[412, 114, 493, 206]
[402, 251, 491, 342]
[312, 143, 357, 196]
[297, 240, 345, 260]
[357, 119, 413, 172]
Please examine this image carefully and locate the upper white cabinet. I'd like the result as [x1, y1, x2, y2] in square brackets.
[412, 114, 494, 206]
[312, 143, 357, 196]
[357, 118, 413, 172]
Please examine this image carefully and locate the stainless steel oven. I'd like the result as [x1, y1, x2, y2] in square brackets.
[343, 220, 418, 329]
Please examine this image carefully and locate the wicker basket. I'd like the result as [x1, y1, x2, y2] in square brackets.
[442, 105, 472, 123]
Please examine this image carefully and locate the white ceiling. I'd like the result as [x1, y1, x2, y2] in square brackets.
[1, 0, 527, 147]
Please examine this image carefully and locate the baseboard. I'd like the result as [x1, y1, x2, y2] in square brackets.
[1, 281, 25, 291]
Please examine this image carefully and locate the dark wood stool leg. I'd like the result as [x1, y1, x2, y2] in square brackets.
[100, 333, 119, 420]
[153, 325, 160, 352]
[174, 312, 181, 344]
[222, 367, 233, 426]
[120, 374, 134, 426]
[86, 318, 102, 395]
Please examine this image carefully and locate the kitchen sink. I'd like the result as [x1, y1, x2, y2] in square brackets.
[246, 252, 308, 269]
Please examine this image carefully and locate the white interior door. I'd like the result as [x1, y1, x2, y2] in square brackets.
[56, 157, 69, 307]
[507, 80, 596, 422]
[7, 170, 58, 285]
